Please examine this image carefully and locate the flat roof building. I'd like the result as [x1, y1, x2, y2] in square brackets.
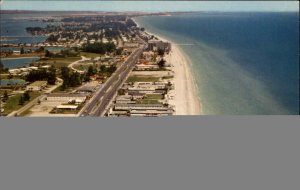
[46, 93, 87, 103]
[148, 40, 171, 52]
[26, 81, 47, 91]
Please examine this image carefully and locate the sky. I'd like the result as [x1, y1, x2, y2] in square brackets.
[1, 1, 299, 12]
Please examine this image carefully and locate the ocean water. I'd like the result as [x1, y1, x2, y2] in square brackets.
[1, 14, 48, 44]
[0, 79, 26, 86]
[2, 57, 40, 69]
[135, 12, 299, 115]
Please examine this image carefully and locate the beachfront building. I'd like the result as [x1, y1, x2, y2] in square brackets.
[134, 64, 159, 71]
[148, 40, 171, 52]
[26, 81, 47, 91]
[110, 103, 174, 117]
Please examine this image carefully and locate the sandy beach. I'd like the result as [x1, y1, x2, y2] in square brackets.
[165, 44, 201, 115]
[133, 18, 201, 115]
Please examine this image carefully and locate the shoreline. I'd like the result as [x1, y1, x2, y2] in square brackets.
[1, 56, 40, 60]
[133, 18, 202, 115]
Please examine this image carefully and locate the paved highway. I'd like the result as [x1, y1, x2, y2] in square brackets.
[79, 44, 145, 117]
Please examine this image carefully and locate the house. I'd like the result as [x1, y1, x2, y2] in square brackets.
[13, 50, 21, 55]
[8, 69, 21, 74]
[28, 66, 39, 70]
[26, 81, 47, 91]
[41, 65, 51, 69]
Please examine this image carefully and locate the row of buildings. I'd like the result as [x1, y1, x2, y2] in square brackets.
[108, 81, 174, 117]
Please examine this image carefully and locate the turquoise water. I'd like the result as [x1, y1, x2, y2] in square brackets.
[135, 12, 299, 115]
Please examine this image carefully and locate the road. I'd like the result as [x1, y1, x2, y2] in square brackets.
[68, 56, 90, 74]
[79, 44, 145, 117]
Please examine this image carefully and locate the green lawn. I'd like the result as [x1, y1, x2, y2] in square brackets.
[53, 85, 78, 93]
[144, 94, 164, 100]
[162, 75, 174, 80]
[80, 52, 101, 58]
[136, 94, 164, 104]
[126, 76, 160, 83]
[136, 99, 160, 104]
[73, 64, 93, 71]
[36, 57, 81, 68]
[1, 92, 40, 116]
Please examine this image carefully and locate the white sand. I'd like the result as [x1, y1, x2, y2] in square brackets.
[165, 44, 201, 115]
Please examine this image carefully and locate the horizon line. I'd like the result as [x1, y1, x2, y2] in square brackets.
[1, 10, 298, 13]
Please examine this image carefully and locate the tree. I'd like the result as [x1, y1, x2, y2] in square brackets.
[23, 91, 30, 101]
[157, 49, 165, 56]
[47, 72, 56, 85]
[0, 61, 4, 72]
[118, 89, 126, 95]
[87, 65, 96, 76]
[19, 96, 25, 105]
[99, 65, 106, 73]
[107, 65, 117, 73]
[47, 66, 57, 85]
[60, 67, 71, 87]
[3, 91, 8, 102]
[83, 74, 91, 82]
[116, 48, 123, 55]
[157, 59, 166, 68]
[45, 50, 51, 57]
[20, 47, 25, 54]
[36, 46, 44, 53]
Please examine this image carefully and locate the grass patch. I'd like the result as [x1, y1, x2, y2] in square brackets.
[36, 57, 81, 68]
[80, 52, 101, 58]
[162, 75, 174, 80]
[127, 75, 160, 83]
[1, 92, 40, 116]
[136, 99, 160, 104]
[136, 94, 164, 104]
[0, 89, 13, 95]
[19, 109, 33, 117]
[144, 94, 164, 100]
[73, 64, 92, 71]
